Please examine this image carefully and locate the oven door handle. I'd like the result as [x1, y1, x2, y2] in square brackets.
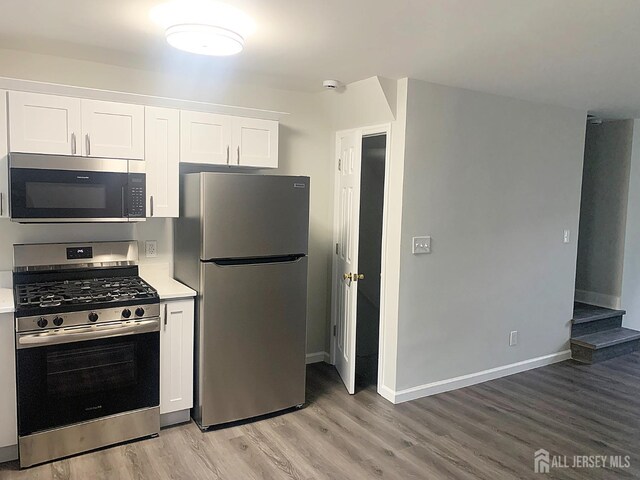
[16, 318, 160, 349]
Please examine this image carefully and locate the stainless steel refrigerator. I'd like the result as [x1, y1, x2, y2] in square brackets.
[175, 173, 309, 429]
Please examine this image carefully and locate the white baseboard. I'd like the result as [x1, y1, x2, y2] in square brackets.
[377, 384, 396, 403]
[306, 351, 330, 364]
[383, 350, 571, 404]
[575, 289, 620, 309]
[0, 444, 18, 463]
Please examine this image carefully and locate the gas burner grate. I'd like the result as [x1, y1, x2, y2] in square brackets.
[15, 276, 158, 310]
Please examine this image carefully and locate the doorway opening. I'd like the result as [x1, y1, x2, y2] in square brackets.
[355, 134, 386, 389]
[331, 124, 391, 395]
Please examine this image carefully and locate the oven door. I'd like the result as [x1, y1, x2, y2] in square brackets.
[9, 153, 144, 222]
[16, 319, 159, 437]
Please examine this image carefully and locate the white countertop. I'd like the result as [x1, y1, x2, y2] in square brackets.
[0, 288, 14, 314]
[139, 265, 196, 300]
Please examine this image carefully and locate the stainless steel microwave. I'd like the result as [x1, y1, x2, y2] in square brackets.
[9, 153, 145, 223]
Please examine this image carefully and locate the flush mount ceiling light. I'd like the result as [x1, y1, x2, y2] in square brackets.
[151, 0, 255, 56]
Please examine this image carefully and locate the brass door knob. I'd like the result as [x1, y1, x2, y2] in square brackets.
[343, 273, 353, 281]
[354, 273, 365, 281]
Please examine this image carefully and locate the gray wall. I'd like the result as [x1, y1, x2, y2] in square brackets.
[395, 79, 586, 390]
[575, 120, 634, 308]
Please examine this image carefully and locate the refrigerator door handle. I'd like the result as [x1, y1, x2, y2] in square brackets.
[208, 254, 305, 267]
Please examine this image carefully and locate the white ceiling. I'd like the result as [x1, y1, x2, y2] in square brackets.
[2, 0, 640, 117]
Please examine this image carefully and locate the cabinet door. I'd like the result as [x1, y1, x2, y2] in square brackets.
[8, 91, 81, 155]
[81, 99, 144, 159]
[180, 110, 232, 165]
[232, 117, 278, 168]
[145, 107, 179, 218]
[0, 91, 8, 219]
[0, 313, 17, 449]
[160, 299, 194, 414]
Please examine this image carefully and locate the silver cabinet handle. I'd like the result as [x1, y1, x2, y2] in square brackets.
[150, 195, 154, 217]
[164, 303, 168, 328]
[237, 145, 240, 165]
[71, 132, 76, 154]
[85, 134, 91, 156]
[226, 145, 230, 165]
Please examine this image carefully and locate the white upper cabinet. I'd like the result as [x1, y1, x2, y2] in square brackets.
[180, 111, 232, 165]
[8, 91, 81, 155]
[81, 100, 144, 160]
[8, 93, 144, 160]
[0, 91, 8, 219]
[232, 117, 279, 168]
[180, 110, 279, 168]
[160, 299, 194, 415]
[145, 106, 179, 218]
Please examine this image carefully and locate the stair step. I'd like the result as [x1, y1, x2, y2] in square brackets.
[572, 302, 626, 325]
[571, 327, 640, 349]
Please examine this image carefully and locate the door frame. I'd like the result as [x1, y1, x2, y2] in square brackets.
[329, 123, 392, 397]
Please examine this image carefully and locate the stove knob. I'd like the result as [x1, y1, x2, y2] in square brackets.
[88, 312, 99, 322]
[53, 317, 64, 327]
[37, 317, 48, 328]
[122, 308, 131, 319]
[135, 307, 145, 317]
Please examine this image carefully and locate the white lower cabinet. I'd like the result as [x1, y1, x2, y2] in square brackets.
[160, 298, 194, 425]
[0, 313, 17, 461]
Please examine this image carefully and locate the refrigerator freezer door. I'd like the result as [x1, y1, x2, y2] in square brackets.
[201, 174, 309, 260]
[198, 256, 307, 427]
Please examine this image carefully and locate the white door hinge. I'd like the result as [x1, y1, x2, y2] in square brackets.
[333, 325, 337, 336]
[338, 158, 341, 171]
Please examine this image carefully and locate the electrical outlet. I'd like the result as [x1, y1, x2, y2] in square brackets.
[145, 240, 158, 258]
[509, 331, 518, 347]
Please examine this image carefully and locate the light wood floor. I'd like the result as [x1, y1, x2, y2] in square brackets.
[2, 354, 640, 479]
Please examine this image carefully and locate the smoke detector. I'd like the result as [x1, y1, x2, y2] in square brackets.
[323, 80, 341, 90]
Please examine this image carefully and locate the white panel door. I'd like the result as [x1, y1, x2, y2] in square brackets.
[8, 91, 81, 155]
[180, 110, 232, 165]
[232, 117, 278, 168]
[0, 313, 17, 449]
[0, 91, 8, 218]
[145, 107, 179, 218]
[160, 299, 195, 414]
[332, 130, 362, 394]
[81, 99, 144, 159]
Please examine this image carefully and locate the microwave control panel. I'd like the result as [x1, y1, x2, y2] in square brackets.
[127, 174, 146, 218]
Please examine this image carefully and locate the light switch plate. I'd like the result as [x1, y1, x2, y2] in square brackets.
[145, 240, 158, 258]
[563, 229, 570, 244]
[412, 236, 431, 254]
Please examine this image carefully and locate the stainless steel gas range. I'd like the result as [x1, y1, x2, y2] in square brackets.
[12, 241, 160, 468]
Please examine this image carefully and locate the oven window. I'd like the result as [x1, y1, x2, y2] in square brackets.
[46, 343, 136, 398]
[17, 331, 159, 436]
[26, 182, 107, 209]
